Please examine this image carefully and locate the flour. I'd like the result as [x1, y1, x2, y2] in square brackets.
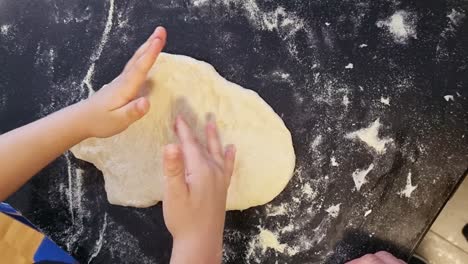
[81, 0, 115, 96]
[63, 153, 89, 253]
[351, 164, 375, 191]
[447, 9, 465, 26]
[0, 24, 11, 36]
[359, 43, 368, 48]
[444, 95, 454, 102]
[330, 156, 339, 167]
[245, 227, 299, 260]
[364, 209, 372, 217]
[398, 172, 418, 198]
[380, 97, 390, 106]
[345, 63, 354, 69]
[301, 182, 317, 200]
[345, 119, 393, 154]
[310, 135, 323, 151]
[266, 204, 288, 217]
[87, 213, 108, 264]
[325, 204, 341, 218]
[103, 216, 155, 263]
[342, 95, 350, 107]
[376, 10, 417, 44]
[192, 0, 210, 7]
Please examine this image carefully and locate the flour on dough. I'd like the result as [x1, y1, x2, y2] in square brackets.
[71, 53, 296, 211]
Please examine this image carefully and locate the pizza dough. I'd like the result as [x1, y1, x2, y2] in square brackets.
[71, 53, 295, 211]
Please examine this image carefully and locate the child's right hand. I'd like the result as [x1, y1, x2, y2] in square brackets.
[163, 116, 236, 264]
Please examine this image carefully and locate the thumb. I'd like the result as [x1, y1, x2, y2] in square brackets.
[115, 97, 150, 125]
[163, 144, 188, 199]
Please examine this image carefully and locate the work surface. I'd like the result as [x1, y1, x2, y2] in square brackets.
[1, 1, 467, 263]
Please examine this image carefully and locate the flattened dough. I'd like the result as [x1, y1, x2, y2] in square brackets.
[71, 53, 295, 211]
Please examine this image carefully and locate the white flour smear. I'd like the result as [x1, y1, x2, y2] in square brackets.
[0, 24, 11, 36]
[377, 10, 417, 44]
[351, 164, 375, 191]
[345, 119, 393, 154]
[190, 0, 310, 61]
[245, 227, 300, 262]
[398, 172, 418, 198]
[87, 213, 108, 263]
[325, 204, 341, 218]
[81, 0, 115, 96]
[447, 9, 466, 26]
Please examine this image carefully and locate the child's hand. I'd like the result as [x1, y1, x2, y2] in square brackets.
[81, 26, 167, 138]
[346, 251, 406, 264]
[163, 116, 236, 264]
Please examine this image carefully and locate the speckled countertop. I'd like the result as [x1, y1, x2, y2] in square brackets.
[1, 1, 467, 263]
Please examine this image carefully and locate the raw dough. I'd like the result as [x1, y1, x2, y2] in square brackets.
[71, 53, 295, 211]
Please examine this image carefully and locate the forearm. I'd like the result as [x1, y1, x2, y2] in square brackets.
[0, 102, 90, 201]
[170, 237, 223, 264]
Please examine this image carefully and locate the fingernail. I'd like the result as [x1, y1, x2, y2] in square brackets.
[152, 26, 164, 39]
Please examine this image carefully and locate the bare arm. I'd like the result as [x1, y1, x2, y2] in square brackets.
[0, 102, 89, 200]
[0, 26, 167, 201]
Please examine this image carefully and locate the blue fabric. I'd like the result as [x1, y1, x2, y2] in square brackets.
[0, 203, 77, 263]
[34, 238, 77, 264]
[0, 202, 19, 214]
[0, 203, 36, 229]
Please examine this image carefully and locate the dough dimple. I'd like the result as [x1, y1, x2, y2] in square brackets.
[71, 53, 296, 211]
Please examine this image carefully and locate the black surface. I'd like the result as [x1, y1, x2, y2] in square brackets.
[1, 0, 467, 263]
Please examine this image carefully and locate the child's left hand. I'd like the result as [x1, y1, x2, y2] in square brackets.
[81, 26, 167, 138]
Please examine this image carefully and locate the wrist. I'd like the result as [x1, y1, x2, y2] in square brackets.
[171, 235, 223, 264]
[70, 100, 95, 140]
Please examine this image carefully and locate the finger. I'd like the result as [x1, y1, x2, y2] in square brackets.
[175, 116, 204, 166]
[223, 145, 236, 185]
[163, 144, 189, 199]
[345, 254, 384, 264]
[123, 26, 167, 73]
[205, 118, 223, 163]
[123, 41, 151, 73]
[375, 251, 406, 264]
[120, 27, 167, 100]
[114, 97, 150, 125]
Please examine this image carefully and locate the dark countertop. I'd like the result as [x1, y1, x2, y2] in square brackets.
[1, 1, 467, 263]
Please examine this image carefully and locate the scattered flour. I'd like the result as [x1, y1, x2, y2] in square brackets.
[87, 213, 108, 264]
[345, 63, 354, 69]
[342, 95, 350, 107]
[330, 156, 339, 167]
[359, 43, 368, 48]
[325, 204, 341, 218]
[351, 164, 375, 191]
[0, 24, 11, 35]
[246, 227, 299, 260]
[364, 209, 372, 217]
[192, 0, 210, 7]
[81, 0, 115, 96]
[310, 135, 323, 151]
[266, 204, 288, 217]
[345, 119, 393, 154]
[380, 97, 390, 106]
[376, 10, 417, 44]
[398, 172, 418, 198]
[301, 182, 316, 199]
[444, 95, 454, 102]
[447, 9, 465, 26]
